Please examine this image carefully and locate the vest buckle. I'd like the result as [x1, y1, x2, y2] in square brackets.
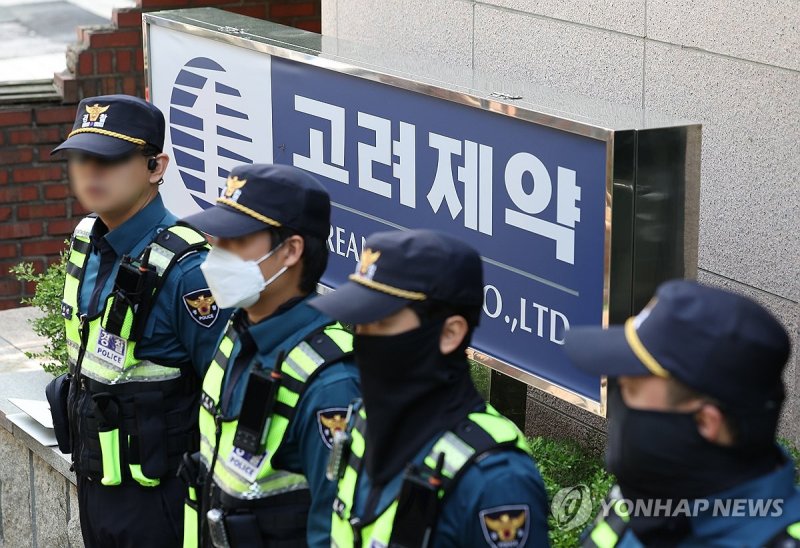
[333, 497, 347, 519]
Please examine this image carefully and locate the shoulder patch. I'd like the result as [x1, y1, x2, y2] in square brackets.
[317, 407, 349, 449]
[182, 289, 220, 328]
[480, 505, 530, 548]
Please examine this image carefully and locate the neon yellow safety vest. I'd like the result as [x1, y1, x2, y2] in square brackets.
[330, 403, 532, 547]
[63, 216, 210, 488]
[183, 320, 353, 547]
[64, 216, 209, 384]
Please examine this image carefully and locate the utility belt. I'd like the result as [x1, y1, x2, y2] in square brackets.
[179, 453, 309, 548]
[53, 372, 198, 487]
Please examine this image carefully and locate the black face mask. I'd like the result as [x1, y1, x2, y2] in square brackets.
[606, 387, 780, 546]
[606, 386, 780, 542]
[607, 386, 779, 499]
[354, 320, 482, 486]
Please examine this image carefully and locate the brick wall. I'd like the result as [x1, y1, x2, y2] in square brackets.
[0, 0, 320, 310]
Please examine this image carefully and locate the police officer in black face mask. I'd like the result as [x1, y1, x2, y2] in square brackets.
[311, 229, 550, 547]
[564, 280, 800, 547]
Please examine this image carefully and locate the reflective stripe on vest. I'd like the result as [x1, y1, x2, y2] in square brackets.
[63, 217, 209, 384]
[330, 404, 532, 546]
[199, 321, 353, 501]
[581, 486, 630, 548]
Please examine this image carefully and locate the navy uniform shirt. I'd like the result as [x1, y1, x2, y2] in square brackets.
[78, 194, 230, 376]
[350, 409, 551, 547]
[215, 296, 360, 548]
[593, 452, 800, 547]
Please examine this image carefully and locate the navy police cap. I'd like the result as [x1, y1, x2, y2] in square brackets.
[52, 95, 165, 158]
[564, 280, 791, 411]
[183, 163, 330, 240]
[310, 229, 484, 324]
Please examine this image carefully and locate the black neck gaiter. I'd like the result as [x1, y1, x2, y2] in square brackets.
[354, 320, 482, 486]
[605, 386, 781, 544]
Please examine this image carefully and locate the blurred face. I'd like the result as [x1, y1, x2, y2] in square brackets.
[68, 151, 166, 215]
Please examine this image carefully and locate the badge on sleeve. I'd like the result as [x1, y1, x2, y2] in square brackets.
[182, 289, 220, 328]
[480, 505, 530, 547]
[317, 408, 349, 449]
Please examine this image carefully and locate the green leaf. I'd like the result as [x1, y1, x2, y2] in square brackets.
[10, 242, 70, 376]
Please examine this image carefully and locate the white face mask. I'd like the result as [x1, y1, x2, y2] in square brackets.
[200, 242, 287, 310]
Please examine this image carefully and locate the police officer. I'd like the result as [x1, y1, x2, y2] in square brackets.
[310, 229, 550, 547]
[180, 163, 360, 547]
[563, 280, 800, 547]
[48, 95, 231, 547]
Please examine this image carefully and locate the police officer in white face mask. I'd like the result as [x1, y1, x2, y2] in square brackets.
[178, 164, 360, 548]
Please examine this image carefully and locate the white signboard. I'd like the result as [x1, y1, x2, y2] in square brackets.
[148, 24, 273, 218]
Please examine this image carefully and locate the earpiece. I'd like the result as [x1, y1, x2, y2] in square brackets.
[147, 157, 158, 171]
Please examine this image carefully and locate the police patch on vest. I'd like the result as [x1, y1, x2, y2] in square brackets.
[317, 408, 348, 449]
[480, 505, 529, 548]
[227, 446, 267, 483]
[61, 301, 73, 320]
[95, 328, 127, 369]
[182, 289, 220, 328]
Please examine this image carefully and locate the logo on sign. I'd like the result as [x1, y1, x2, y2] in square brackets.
[168, 57, 255, 210]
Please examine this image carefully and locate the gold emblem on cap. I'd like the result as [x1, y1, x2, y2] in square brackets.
[217, 175, 280, 228]
[358, 249, 381, 276]
[224, 176, 247, 198]
[85, 104, 110, 122]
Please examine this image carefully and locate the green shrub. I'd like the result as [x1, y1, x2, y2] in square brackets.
[9, 247, 70, 376]
[529, 435, 615, 547]
[469, 362, 613, 545]
[469, 360, 491, 400]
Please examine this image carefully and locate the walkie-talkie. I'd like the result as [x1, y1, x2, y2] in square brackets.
[233, 351, 284, 455]
[104, 248, 156, 340]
